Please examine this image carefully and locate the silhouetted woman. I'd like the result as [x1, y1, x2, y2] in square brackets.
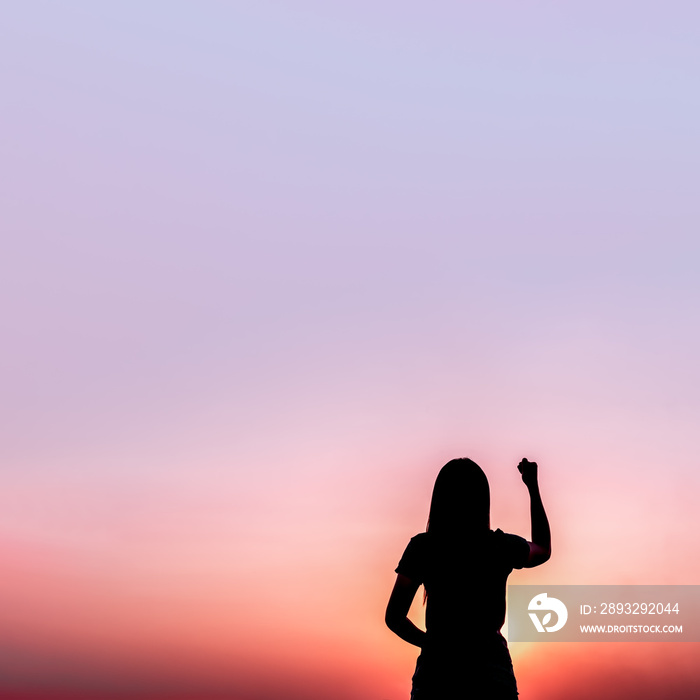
[386, 458, 551, 699]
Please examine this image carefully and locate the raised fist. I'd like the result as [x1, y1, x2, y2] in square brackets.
[517, 458, 538, 487]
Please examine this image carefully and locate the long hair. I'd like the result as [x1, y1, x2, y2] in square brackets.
[426, 458, 491, 538]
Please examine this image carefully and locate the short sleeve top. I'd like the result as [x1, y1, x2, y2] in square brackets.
[395, 529, 529, 642]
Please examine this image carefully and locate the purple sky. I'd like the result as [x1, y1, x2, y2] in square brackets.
[2, 2, 700, 698]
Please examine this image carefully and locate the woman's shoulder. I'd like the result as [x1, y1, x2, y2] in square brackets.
[490, 528, 530, 568]
[491, 527, 525, 539]
[409, 532, 429, 543]
[403, 532, 430, 555]
[491, 527, 526, 545]
[395, 532, 430, 581]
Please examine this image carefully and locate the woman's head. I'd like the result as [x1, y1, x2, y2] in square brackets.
[427, 458, 490, 536]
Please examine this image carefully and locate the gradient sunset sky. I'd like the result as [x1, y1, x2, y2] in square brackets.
[2, 2, 700, 699]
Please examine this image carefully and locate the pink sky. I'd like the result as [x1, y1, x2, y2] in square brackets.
[2, 2, 700, 698]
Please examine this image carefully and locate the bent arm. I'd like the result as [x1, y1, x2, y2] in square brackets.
[385, 574, 426, 648]
[525, 478, 551, 567]
[517, 458, 551, 568]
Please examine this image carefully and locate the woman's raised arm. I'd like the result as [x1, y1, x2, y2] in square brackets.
[518, 458, 551, 568]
